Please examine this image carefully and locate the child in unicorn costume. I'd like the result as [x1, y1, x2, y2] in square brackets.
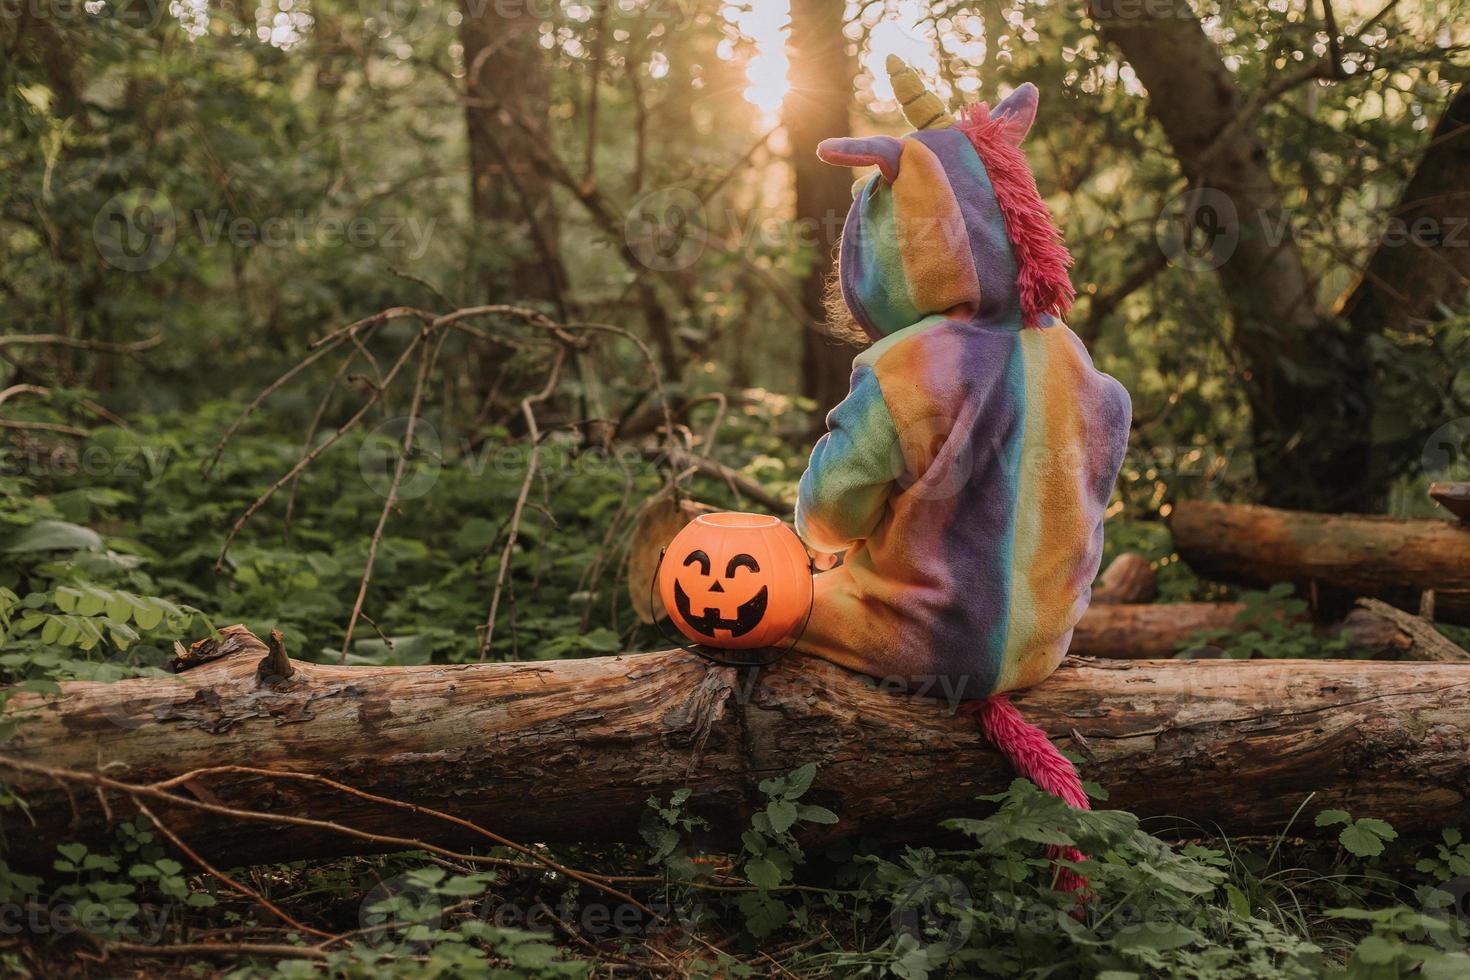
[794, 58, 1131, 887]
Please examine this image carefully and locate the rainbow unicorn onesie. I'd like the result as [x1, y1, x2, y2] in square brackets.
[794, 59, 1131, 888]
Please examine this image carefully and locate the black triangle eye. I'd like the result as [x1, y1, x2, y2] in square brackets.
[725, 554, 759, 577]
[682, 550, 711, 575]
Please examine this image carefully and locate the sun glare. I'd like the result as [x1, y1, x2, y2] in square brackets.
[724, 1, 950, 119]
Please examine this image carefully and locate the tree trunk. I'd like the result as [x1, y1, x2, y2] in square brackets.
[1088, 0, 1371, 511]
[459, 0, 565, 310]
[4, 627, 1468, 868]
[784, 0, 859, 417]
[1170, 501, 1470, 623]
[1336, 84, 1470, 498]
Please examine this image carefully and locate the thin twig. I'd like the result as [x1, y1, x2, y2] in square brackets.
[480, 348, 567, 660]
[130, 796, 335, 941]
[0, 332, 163, 353]
[341, 328, 442, 660]
[215, 328, 425, 569]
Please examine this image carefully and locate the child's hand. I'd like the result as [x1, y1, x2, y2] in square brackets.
[810, 550, 843, 572]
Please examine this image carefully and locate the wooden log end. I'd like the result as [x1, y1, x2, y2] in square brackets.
[1429, 481, 1470, 523]
[1093, 552, 1157, 604]
[169, 625, 268, 673]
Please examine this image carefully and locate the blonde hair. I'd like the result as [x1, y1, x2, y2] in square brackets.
[822, 264, 872, 348]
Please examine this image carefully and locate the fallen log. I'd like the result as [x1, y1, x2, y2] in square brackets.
[1070, 602, 1242, 658]
[4, 626, 1468, 868]
[1091, 552, 1157, 604]
[1069, 601, 1468, 661]
[1170, 501, 1470, 625]
[1431, 482, 1470, 523]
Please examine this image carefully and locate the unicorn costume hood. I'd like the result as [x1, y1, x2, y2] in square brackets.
[793, 58, 1132, 700]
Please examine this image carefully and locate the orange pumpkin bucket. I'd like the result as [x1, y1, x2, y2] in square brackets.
[655, 512, 814, 661]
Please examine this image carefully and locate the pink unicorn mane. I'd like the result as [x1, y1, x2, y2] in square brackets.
[957, 104, 1076, 328]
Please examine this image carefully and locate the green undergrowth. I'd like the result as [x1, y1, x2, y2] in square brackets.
[0, 770, 1466, 978]
[3, 408, 1468, 976]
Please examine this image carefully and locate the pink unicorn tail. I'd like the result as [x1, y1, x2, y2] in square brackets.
[969, 694, 1090, 895]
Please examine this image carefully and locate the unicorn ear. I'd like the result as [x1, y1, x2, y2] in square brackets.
[817, 135, 904, 183]
[990, 82, 1039, 145]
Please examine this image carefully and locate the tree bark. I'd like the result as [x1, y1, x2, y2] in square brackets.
[1071, 602, 1245, 658]
[1091, 552, 1158, 604]
[1431, 482, 1470, 524]
[1088, 0, 1370, 511]
[785, 0, 860, 418]
[1337, 82, 1470, 338]
[1170, 501, 1470, 624]
[1334, 83, 1470, 500]
[460, 0, 565, 309]
[4, 627, 1468, 868]
[1070, 601, 1467, 661]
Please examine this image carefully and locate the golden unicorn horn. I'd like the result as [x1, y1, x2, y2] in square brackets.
[887, 55, 954, 130]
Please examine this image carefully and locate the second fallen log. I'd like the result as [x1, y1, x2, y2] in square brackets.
[1170, 501, 1470, 625]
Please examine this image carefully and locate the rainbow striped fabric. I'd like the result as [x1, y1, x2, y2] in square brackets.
[795, 97, 1131, 698]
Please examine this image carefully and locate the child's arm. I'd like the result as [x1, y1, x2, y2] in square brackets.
[796, 364, 904, 555]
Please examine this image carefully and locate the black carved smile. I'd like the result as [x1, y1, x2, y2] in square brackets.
[673, 580, 768, 638]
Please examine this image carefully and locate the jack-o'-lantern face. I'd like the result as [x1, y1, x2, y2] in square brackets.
[672, 549, 768, 639]
[658, 512, 814, 650]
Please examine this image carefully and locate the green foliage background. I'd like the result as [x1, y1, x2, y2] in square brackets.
[2, 0, 1469, 975]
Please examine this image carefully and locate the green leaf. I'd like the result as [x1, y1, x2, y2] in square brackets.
[1315, 809, 1352, 828]
[1114, 921, 1200, 951]
[6, 521, 103, 554]
[1340, 818, 1396, 858]
[132, 601, 163, 631]
[765, 800, 798, 834]
[1354, 935, 1399, 965]
[743, 856, 785, 890]
[782, 763, 816, 800]
[796, 804, 839, 825]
